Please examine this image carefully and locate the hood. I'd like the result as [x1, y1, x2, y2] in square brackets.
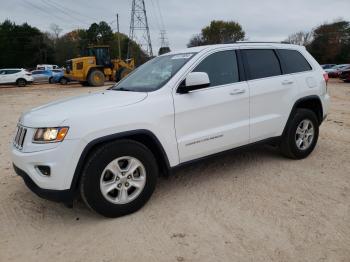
[20, 90, 148, 127]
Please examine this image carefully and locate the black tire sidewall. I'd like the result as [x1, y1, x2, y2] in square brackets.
[60, 78, 67, 85]
[17, 79, 26, 87]
[81, 140, 158, 218]
[88, 70, 105, 86]
[284, 109, 319, 159]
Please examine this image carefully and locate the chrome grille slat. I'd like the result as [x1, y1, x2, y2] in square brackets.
[13, 125, 27, 150]
[19, 129, 27, 147]
[14, 127, 21, 143]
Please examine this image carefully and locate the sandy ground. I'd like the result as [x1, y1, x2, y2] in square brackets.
[0, 80, 349, 262]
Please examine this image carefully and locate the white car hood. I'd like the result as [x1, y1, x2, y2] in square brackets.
[20, 90, 148, 127]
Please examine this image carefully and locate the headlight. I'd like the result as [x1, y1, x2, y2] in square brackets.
[33, 127, 69, 143]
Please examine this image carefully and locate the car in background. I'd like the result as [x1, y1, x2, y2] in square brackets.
[36, 64, 59, 70]
[0, 68, 33, 87]
[326, 64, 350, 78]
[31, 70, 54, 84]
[339, 68, 350, 82]
[51, 69, 64, 84]
[321, 64, 336, 70]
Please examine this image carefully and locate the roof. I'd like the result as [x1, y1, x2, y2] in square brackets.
[166, 42, 304, 56]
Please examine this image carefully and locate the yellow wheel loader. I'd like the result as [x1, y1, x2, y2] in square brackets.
[64, 46, 135, 87]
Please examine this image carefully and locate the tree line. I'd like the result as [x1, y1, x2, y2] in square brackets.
[286, 20, 350, 64]
[0, 20, 147, 69]
[1, 19, 349, 69]
[188, 19, 350, 64]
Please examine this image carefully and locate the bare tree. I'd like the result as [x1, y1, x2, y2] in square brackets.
[285, 31, 313, 46]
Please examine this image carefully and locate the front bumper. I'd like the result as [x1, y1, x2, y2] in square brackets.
[11, 139, 83, 191]
[13, 164, 74, 203]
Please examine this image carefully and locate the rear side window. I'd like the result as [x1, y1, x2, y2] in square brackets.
[242, 49, 282, 80]
[193, 50, 239, 87]
[278, 49, 312, 74]
[5, 70, 20, 74]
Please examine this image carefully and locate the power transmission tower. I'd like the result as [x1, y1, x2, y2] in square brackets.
[128, 0, 153, 58]
[160, 30, 169, 48]
[159, 30, 170, 55]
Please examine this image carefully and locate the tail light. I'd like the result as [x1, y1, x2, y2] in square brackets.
[323, 73, 329, 85]
[323, 73, 329, 93]
[25, 73, 32, 76]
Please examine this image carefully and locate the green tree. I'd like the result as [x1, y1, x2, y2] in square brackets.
[188, 20, 245, 47]
[0, 20, 54, 68]
[0, 20, 148, 68]
[86, 21, 114, 45]
[308, 20, 350, 64]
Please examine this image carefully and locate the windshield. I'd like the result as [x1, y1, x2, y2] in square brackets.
[112, 53, 195, 92]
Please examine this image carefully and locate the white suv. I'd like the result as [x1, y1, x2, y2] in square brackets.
[11, 43, 330, 217]
[0, 68, 34, 87]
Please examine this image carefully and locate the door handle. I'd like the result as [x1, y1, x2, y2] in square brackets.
[282, 79, 294, 85]
[230, 89, 246, 95]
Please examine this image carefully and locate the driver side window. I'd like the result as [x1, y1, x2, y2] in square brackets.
[193, 50, 239, 87]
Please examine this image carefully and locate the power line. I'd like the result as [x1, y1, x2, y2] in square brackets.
[20, 0, 72, 25]
[155, 0, 165, 30]
[40, 0, 90, 25]
[45, 0, 99, 22]
[149, 0, 162, 31]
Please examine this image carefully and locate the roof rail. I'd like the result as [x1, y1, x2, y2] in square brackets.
[224, 41, 291, 44]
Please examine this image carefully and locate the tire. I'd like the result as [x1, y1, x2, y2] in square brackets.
[87, 70, 105, 87]
[49, 77, 54, 84]
[280, 109, 319, 159]
[80, 140, 158, 218]
[116, 67, 132, 82]
[16, 78, 26, 87]
[60, 77, 68, 85]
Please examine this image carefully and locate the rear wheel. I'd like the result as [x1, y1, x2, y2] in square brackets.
[80, 140, 158, 218]
[87, 70, 105, 87]
[280, 109, 319, 159]
[16, 79, 26, 87]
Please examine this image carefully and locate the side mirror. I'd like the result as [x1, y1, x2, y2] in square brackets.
[177, 72, 210, 94]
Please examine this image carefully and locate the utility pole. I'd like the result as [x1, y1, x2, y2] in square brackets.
[116, 13, 121, 59]
[127, 0, 153, 59]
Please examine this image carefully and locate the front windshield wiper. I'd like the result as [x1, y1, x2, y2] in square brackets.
[112, 87, 133, 92]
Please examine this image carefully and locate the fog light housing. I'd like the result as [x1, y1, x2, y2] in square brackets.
[36, 165, 51, 176]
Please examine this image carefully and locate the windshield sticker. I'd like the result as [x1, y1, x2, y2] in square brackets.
[171, 54, 193, 60]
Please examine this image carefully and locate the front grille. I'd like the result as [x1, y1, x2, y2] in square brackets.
[13, 125, 27, 150]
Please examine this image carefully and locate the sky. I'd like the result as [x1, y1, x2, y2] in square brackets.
[0, 0, 350, 53]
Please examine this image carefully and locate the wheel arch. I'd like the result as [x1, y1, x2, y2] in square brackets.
[16, 78, 27, 84]
[283, 95, 324, 136]
[70, 129, 171, 192]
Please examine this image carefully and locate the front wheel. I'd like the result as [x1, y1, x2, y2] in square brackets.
[80, 140, 158, 218]
[280, 109, 319, 159]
